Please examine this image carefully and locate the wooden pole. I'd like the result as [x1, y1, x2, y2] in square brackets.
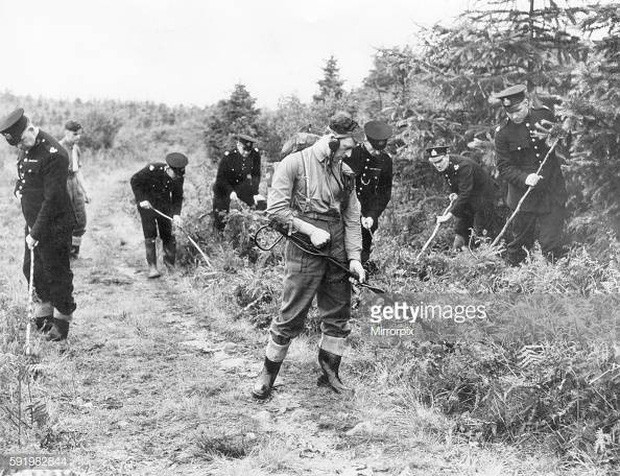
[491, 137, 560, 248]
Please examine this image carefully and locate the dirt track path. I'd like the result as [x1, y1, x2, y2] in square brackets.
[39, 165, 438, 476]
[47, 166, 380, 475]
[15, 164, 570, 476]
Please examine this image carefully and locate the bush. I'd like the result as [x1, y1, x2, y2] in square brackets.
[80, 110, 123, 150]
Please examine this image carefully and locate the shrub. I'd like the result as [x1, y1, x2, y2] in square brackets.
[80, 110, 123, 150]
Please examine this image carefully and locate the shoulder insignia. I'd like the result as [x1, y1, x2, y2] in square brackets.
[149, 165, 155, 171]
[495, 125, 501, 132]
[49, 146, 57, 153]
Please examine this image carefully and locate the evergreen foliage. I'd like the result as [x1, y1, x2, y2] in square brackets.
[203, 83, 261, 161]
[313, 55, 345, 103]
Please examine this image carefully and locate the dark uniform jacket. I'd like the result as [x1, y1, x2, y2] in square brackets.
[16, 130, 75, 241]
[443, 157, 498, 218]
[130, 163, 184, 215]
[214, 148, 261, 206]
[495, 107, 567, 213]
[344, 144, 392, 222]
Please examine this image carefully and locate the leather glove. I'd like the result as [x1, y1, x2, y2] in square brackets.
[139, 200, 152, 209]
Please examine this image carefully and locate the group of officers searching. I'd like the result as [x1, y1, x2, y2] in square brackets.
[0, 83, 568, 397]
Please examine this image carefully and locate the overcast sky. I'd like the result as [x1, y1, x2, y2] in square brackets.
[0, 0, 472, 109]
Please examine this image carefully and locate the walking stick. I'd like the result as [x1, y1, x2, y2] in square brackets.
[416, 196, 456, 260]
[25, 248, 35, 356]
[150, 207, 214, 269]
[491, 137, 560, 248]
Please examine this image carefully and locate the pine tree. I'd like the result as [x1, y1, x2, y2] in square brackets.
[204, 83, 261, 161]
[313, 56, 345, 103]
[561, 3, 620, 234]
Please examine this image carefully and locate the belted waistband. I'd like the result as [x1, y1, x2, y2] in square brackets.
[301, 211, 341, 222]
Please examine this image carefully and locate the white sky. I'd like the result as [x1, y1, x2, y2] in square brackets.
[0, 0, 471, 109]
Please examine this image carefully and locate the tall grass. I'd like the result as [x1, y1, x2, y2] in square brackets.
[182, 204, 620, 468]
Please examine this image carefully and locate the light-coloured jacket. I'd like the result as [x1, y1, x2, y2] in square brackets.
[267, 137, 362, 261]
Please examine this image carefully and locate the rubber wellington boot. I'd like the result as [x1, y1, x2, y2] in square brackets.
[163, 238, 176, 270]
[252, 358, 283, 400]
[46, 318, 70, 342]
[317, 348, 354, 396]
[145, 239, 161, 278]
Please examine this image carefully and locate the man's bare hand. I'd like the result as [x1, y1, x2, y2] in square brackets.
[309, 229, 330, 248]
[436, 212, 453, 224]
[361, 216, 374, 230]
[525, 173, 543, 187]
[349, 259, 366, 284]
[25, 234, 38, 250]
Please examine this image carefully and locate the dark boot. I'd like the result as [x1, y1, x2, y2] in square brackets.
[33, 302, 54, 332]
[252, 357, 283, 400]
[145, 239, 161, 278]
[35, 316, 53, 332]
[163, 238, 176, 269]
[318, 348, 353, 396]
[46, 318, 70, 342]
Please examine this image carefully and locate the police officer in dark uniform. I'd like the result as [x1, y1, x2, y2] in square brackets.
[0, 108, 76, 341]
[130, 152, 188, 278]
[493, 84, 568, 265]
[427, 145, 500, 249]
[212, 134, 262, 231]
[344, 120, 393, 264]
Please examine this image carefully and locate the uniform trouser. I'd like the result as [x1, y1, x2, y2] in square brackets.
[270, 217, 352, 344]
[137, 207, 174, 244]
[67, 175, 87, 246]
[23, 226, 76, 318]
[506, 204, 566, 265]
[212, 181, 254, 231]
[454, 203, 501, 245]
[361, 221, 378, 264]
